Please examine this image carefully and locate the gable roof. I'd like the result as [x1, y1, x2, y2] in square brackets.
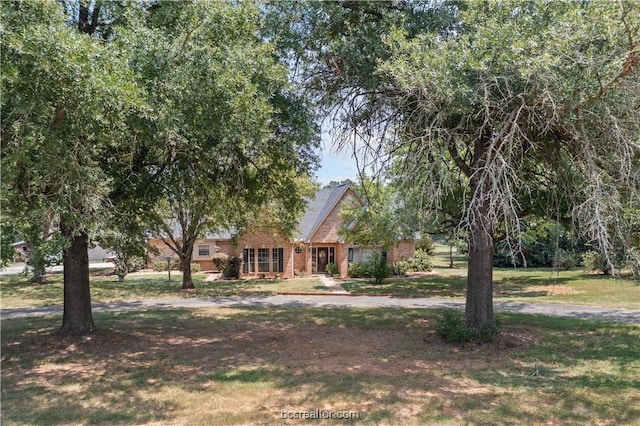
[297, 184, 351, 242]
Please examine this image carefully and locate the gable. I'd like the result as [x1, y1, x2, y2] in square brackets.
[305, 186, 360, 243]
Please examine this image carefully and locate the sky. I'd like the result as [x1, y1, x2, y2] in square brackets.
[314, 136, 359, 187]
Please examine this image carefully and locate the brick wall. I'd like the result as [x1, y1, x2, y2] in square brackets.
[388, 240, 416, 263]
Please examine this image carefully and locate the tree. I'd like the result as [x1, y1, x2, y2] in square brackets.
[140, 2, 319, 289]
[1, 0, 147, 335]
[339, 177, 415, 250]
[270, 1, 640, 332]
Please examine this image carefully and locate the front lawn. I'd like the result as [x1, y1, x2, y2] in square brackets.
[2, 307, 639, 425]
[342, 268, 640, 309]
[0, 273, 329, 308]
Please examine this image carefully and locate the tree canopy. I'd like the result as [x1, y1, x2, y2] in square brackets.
[269, 0, 640, 331]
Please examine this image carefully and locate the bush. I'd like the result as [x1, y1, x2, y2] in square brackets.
[408, 249, 432, 272]
[553, 248, 578, 270]
[582, 250, 609, 274]
[416, 235, 436, 255]
[370, 252, 390, 284]
[223, 256, 241, 279]
[393, 259, 410, 276]
[190, 262, 202, 273]
[435, 309, 499, 344]
[348, 262, 370, 278]
[212, 253, 228, 271]
[326, 262, 338, 276]
[152, 261, 166, 272]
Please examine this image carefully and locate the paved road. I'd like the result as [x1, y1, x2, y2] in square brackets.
[2, 295, 639, 324]
[0, 262, 115, 276]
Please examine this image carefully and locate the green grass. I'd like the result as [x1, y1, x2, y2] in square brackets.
[2, 307, 639, 425]
[0, 273, 328, 308]
[341, 244, 640, 309]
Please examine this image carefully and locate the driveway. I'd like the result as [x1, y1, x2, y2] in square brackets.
[2, 295, 639, 324]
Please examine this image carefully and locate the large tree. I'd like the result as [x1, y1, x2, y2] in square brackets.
[140, 2, 319, 289]
[1, 0, 146, 335]
[270, 1, 640, 331]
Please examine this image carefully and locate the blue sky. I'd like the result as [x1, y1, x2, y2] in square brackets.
[314, 134, 358, 186]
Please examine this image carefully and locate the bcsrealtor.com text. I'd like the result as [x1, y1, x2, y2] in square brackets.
[280, 409, 360, 420]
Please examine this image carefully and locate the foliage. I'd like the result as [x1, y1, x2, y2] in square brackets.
[408, 248, 433, 272]
[141, 1, 319, 289]
[212, 253, 229, 271]
[152, 259, 180, 272]
[493, 219, 583, 269]
[0, 222, 19, 267]
[415, 235, 436, 255]
[190, 263, 202, 273]
[99, 217, 149, 281]
[370, 252, 391, 284]
[348, 253, 390, 283]
[339, 177, 417, 250]
[325, 262, 338, 276]
[392, 260, 410, 277]
[582, 251, 611, 275]
[223, 256, 242, 279]
[435, 309, 498, 344]
[347, 262, 371, 279]
[273, 0, 640, 328]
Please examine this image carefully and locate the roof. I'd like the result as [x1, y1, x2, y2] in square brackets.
[297, 184, 351, 242]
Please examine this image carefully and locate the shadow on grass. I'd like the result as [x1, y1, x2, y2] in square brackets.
[2, 308, 639, 425]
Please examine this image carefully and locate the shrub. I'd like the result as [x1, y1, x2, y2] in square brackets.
[582, 250, 609, 274]
[325, 262, 338, 276]
[190, 262, 202, 273]
[348, 262, 371, 278]
[435, 309, 499, 343]
[416, 235, 436, 255]
[370, 252, 391, 284]
[408, 248, 433, 272]
[212, 253, 228, 271]
[435, 309, 471, 343]
[114, 255, 147, 281]
[223, 256, 241, 279]
[152, 261, 167, 272]
[553, 248, 578, 270]
[393, 259, 410, 276]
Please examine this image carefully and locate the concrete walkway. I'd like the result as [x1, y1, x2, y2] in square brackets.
[2, 295, 639, 324]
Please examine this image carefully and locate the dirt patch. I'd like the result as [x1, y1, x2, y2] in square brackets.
[2, 311, 530, 382]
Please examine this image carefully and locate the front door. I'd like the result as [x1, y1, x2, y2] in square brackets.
[317, 247, 328, 273]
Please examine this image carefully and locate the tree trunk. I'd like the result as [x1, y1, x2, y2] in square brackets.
[464, 134, 496, 330]
[59, 226, 95, 336]
[181, 243, 195, 290]
[465, 222, 494, 329]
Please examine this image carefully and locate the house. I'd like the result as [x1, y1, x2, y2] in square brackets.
[147, 184, 415, 278]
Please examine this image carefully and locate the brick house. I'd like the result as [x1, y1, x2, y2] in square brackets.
[147, 184, 415, 278]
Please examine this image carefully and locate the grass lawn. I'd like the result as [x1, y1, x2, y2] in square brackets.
[342, 245, 640, 309]
[0, 273, 329, 308]
[2, 307, 639, 425]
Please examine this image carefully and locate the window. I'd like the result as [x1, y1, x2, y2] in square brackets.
[348, 247, 354, 262]
[272, 248, 284, 273]
[328, 247, 335, 265]
[243, 248, 255, 273]
[311, 247, 317, 272]
[198, 245, 210, 257]
[258, 248, 270, 272]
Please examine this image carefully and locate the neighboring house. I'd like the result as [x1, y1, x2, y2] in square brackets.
[147, 184, 415, 278]
[10, 240, 114, 264]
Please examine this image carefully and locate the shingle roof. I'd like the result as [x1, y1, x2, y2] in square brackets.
[296, 184, 350, 242]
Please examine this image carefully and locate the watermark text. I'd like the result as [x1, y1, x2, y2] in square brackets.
[280, 409, 360, 420]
